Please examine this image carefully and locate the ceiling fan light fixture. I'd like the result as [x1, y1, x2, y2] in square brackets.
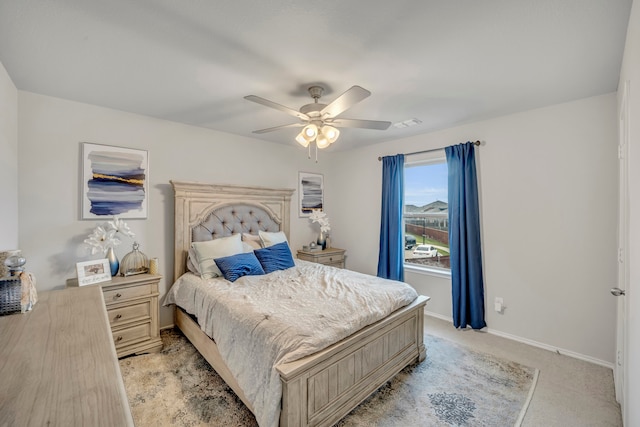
[316, 134, 330, 149]
[295, 132, 310, 147]
[321, 125, 340, 143]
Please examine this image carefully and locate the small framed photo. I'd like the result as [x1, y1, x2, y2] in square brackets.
[76, 259, 112, 286]
[298, 171, 324, 217]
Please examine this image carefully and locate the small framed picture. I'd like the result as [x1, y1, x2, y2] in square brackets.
[76, 259, 112, 286]
[298, 171, 324, 217]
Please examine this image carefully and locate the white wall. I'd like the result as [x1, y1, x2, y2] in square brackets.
[17, 91, 333, 326]
[13, 78, 619, 367]
[329, 93, 618, 365]
[0, 61, 18, 250]
[618, 0, 640, 424]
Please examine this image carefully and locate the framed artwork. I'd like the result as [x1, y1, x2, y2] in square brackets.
[298, 171, 324, 217]
[76, 259, 111, 286]
[81, 143, 148, 219]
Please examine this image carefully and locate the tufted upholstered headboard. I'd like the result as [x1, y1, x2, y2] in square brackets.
[171, 181, 295, 282]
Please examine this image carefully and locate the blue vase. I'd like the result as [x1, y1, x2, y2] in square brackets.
[317, 231, 327, 250]
[106, 247, 119, 276]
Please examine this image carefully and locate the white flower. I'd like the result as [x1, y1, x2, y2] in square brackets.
[108, 216, 135, 239]
[309, 210, 331, 233]
[83, 216, 134, 255]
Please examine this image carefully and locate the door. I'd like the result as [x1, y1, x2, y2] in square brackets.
[614, 81, 630, 414]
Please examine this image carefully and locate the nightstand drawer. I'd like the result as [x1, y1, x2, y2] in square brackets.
[297, 248, 346, 268]
[315, 254, 344, 265]
[112, 322, 151, 348]
[103, 283, 153, 304]
[106, 300, 151, 326]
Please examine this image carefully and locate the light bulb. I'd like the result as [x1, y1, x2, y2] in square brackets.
[321, 125, 340, 143]
[316, 134, 330, 149]
[296, 132, 310, 147]
[302, 124, 318, 141]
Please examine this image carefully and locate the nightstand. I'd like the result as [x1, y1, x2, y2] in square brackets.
[67, 274, 163, 358]
[297, 247, 346, 268]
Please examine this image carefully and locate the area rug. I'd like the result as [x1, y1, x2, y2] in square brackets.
[119, 328, 538, 427]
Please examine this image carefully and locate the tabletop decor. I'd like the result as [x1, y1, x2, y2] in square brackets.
[76, 259, 111, 286]
[309, 210, 330, 250]
[83, 216, 135, 276]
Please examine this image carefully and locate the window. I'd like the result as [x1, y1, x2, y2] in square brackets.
[404, 159, 450, 271]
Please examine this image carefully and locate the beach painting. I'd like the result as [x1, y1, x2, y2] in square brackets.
[81, 143, 148, 219]
[298, 172, 324, 217]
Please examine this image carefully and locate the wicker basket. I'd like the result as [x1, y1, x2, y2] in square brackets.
[0, 277, 22, 316]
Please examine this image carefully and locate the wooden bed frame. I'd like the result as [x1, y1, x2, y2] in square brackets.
[171, 180, 429, 427]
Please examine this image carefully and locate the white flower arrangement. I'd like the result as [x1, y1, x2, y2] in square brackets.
[84, 216, 135, 255]
[309, 210, 331, 233]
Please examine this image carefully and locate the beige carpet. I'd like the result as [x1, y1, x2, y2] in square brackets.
[119, 328, 538, 426]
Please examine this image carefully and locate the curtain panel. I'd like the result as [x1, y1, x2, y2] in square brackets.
[377, 154, 405, 281]
[445, 142, 486, 329]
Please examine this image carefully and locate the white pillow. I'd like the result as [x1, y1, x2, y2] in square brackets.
[259, 230, 288, 247]
[191, 234, 243, 279]
[186, 248, 201, 276]
[242, 233, 263, 250]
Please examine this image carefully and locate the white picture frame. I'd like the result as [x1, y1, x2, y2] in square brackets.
[76, 259, 112, 286]
[81, 142, 149, 219]
[298, 171, 324, 217]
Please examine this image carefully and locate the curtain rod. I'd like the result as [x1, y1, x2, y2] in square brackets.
[377, 140, 481, 161]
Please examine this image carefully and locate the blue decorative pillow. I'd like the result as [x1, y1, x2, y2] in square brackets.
[254, 241, 295, 274]
[214, 252, 265, 282]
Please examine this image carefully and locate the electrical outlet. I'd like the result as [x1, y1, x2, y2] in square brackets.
[494, 297, 504, 313]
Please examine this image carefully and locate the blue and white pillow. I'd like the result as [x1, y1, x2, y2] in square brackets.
[254, 241, 295, 274]
[214, 252, 265, 282]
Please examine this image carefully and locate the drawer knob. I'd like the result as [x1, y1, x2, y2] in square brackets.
[115, 293, 122, 298]
[329, 257, 333, 261]
[115, 314, 122, 320]
[116, 336, 123, 342]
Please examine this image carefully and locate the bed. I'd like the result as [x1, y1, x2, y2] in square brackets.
[167, 180, 429, 427]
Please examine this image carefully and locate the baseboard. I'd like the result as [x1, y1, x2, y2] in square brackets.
[161, 324, 175, 331]
[424, 311, 614, 370]
[424, 310, 452, 323]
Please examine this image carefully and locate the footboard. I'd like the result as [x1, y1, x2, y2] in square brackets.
[277, 295, 429, 427]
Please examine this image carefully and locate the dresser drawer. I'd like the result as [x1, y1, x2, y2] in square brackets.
[103, 283, 153, 304]
[112, 322, 151, 348]
[106, 300, 151, 326]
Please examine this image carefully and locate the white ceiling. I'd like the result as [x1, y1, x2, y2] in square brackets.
[0, 0, 632, 151]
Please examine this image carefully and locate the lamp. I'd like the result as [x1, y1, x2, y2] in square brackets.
[295, 124, 340, 149]
[295, 132, 310, 147]
[316, 134, 330, 149]
[321, 125, 340, 144]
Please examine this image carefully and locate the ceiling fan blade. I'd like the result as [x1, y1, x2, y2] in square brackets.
[244, 95, 309, 120]
[331, 118, 392, 130]
[320, 86, 371, 118]
[252, 123, 305, 134]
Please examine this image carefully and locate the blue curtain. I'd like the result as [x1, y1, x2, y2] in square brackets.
[377, 154, 405, 281]
[445, 142, 486, 329]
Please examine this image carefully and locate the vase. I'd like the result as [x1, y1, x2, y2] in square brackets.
[317, 231, 327, 250]
[106, 247, 119, 276]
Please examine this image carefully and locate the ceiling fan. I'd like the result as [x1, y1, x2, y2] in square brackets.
[244, 85, 391, 151]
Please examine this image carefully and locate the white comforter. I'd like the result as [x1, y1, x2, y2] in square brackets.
[163, 260, 418, 427]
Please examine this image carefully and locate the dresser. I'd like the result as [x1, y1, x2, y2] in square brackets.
[68, 274, 163, 358]
[296, 247, 346, 268]
[0, 286, 134, 426]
